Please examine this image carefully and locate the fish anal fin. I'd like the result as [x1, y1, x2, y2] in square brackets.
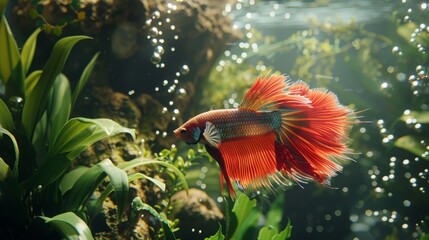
[218, 132, 288, 193]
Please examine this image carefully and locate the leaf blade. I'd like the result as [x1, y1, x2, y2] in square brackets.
[71, 52, 99, 110]
[40, 212, 94, 240]
[21, 35, 92, 139]
[0, 15, 19, 85]
[21, 28, 41, 75]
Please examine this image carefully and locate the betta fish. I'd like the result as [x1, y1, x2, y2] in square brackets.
[174, 73, 354, 197]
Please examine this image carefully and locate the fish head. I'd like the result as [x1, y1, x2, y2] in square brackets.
[173, 120, 202, 145]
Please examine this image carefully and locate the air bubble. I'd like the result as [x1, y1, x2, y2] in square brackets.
[151, 52, 161, 64]
[149, 27, 158, 37]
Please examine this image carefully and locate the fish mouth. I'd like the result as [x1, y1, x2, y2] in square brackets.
[173, 128, 180, 137]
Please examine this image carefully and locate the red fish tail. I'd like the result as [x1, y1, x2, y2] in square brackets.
[277, 81, 353, 184]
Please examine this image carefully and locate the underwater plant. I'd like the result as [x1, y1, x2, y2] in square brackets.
[0, 7, 188, 238]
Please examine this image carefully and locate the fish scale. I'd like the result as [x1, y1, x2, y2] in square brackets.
[195, 109, 281, 140]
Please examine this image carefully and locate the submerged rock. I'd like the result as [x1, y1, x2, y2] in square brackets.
[171, 188, 224, 240]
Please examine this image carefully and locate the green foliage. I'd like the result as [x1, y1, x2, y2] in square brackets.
[257, 221, 292, 240]
[205, 224, 225, 240]
[131, 197, 176, 240]
[27, 0, 87, 36]
[0, 13, 139, 239]
[205, 194, 292, 240]
[40, 212, 94, 240]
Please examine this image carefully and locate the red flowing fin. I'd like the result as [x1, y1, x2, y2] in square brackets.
[239, 74, 311, 111]
[217, 132, 291, 195]
[276, 81, 354, 184]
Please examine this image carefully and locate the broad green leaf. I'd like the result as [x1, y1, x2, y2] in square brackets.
[257, 226, 277, 240]
[24, 70, 42, 98]
[0, 157, 10, 180]
[22, 35, 92, 139]
[118, 158, 188, 192]
[93, 172, 166, 215]
[0, 16, 19, 85]
[400, 111, 429, 123]
[40, 212, 94, 240]
[257, 220, 292, 240]
[0, 127, 19, 178]
[132, 197, 176, 240]
[231, 194, 260, 240]
[98, 159, 129, 221]
[394, 135, 429, 160]
[62, 159, 128, 221]
[50, 118, 135, 160]
[21, 28, 41, 74]
[71, 52, 99, 110]
[205, 224, 225, 240]
[31, 117, 134, 186]
[59, 166, 89, 194]
[275, 220, 292, 240]
[0, 98, 14, 130]
[47, 74, 71, 145]
[62, 160, 106, 212]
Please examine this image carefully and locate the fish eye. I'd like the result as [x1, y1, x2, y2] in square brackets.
[180, 129, 187, 135]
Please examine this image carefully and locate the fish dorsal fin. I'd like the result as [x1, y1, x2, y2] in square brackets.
[203, 122, 221, 147]
[239, 73, 311, 111]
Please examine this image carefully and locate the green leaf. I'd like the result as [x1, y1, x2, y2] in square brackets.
[31, 117, 134, 186]
[21, 28, 41, 75]
[50, 118, 135, 160]
[21, 35, 92, 139]
[118, 158, 188, 192]
[0, 157, 10, 180]
[394, 135, 429, 160]
[71, 52, 99, 110]
[205, 224, 225, 240]
[59, 166, 89, 194]
[0, 16, 20, 85]
[400, 111, 429, 123]
[93, 172, 166, 216]
[98, 159, 129, 221]
[0, 98, 14, 130]
[421, 233, 429, 240]
[275, 220, 292, 240]
[24, 70, 42, 98]
[47, 74, 71, 146]
[257, 220, 292, 240]
[132, 197, 176, 240]
[62, 160, 106, 212]
[0, 126, 19, 178]
[231, 194, 260, 240]
[62, 159, 128, 221]
[40, 212, 94, 240]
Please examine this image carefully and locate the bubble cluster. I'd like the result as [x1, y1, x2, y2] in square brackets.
[143, 4, 193, 139]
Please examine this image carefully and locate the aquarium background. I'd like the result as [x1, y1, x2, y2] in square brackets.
[0, 0, 428, 239]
